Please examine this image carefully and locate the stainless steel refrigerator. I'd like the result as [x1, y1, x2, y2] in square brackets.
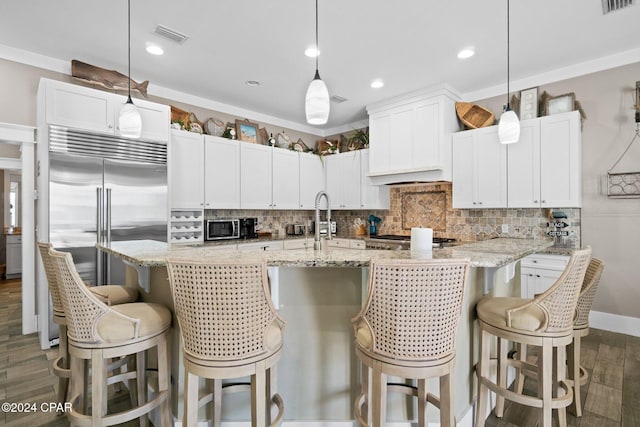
[45, 125, 167, 339]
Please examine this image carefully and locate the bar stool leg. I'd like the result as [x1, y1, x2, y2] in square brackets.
[184, 371, 199, 427]
[91, 349, 107, 427]
[417, 379, 427, 427]
[251, 360, 267, 427]
[514, 343, 527, 394]
[157, 335, 171, 427]
[538, 342, 553, 427]
[211, 379, 222, 427]
[496, 337, 508, 418]
[440, 371, 454, 427]
[136, 350, 148, 427]
[568, 332, 583, 417]
[475, 326, 490, 427]
[371, 360, 387, 427]
[57, 326, 70, 411]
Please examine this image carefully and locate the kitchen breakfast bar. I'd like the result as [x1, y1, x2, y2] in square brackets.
[98, 237, 553, 426]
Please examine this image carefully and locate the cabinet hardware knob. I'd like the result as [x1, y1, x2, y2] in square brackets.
[541, 200, 546, 203]
[534, 200, 538, 203]
[536, 274, 540, 278]
[473, 202, 477, 205]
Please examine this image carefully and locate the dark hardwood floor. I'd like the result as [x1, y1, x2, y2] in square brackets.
[1, 278, 638, 426]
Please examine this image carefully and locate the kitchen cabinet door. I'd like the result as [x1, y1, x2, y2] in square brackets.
[6, 235, 22, 278]
[204, 136, 240, 208]
[169, 130, 204, 209]
[45, 80, 115, 134]
[241, 143, 272, 209]
[114, 96, 170, 142]
[272, 149, 300, 209]
[507, 120, 541, 207]
[452, 126, 507, 208]
[539, 111, 581, 207]
[325, 151, 361, 209]
[520, 254, 569, 298]
[299, 152, 325, 209]
[360, 150, 389, 209]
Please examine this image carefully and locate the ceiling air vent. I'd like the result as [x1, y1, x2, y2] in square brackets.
[602, 0, 634, 14]
[153, 25, 189, 44]
[331, 95, 348, 104]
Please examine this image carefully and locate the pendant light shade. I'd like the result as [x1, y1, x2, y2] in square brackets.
[499, 0, 519, 145]
[305, 0, 329, 125]
[118, 0, 142, 138]
[306, 71, 330, 125]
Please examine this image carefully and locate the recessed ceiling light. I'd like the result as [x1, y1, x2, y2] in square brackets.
[145, 43, 164, 55]
[305, 47, 320, 57]
[371, 79, 384, 89]
[457, 48, 475, 59]
[245, 80, 261, 87]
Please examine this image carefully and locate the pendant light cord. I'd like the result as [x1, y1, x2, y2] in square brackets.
[315, 0, 319, 75]
[506, 0, 510, 110]
[127, 0, 132, 103]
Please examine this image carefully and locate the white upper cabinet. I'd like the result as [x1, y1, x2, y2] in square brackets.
[204, 136, 240, 209]
[241, 143, 273, 209]
[507, 110, 581, 208]
[299, 152, 326, 209]
[360, 150, 390, 209]
[169, 130, 204, 209]
[325, 149, 389, 210]
[452, 126, 507, 208]
[538, 111, 581, 207]
[325, 151, 361, 209]
[42, 78, 169, 141]
[366, 86, 460, 184]
[272, 148, 300, 209]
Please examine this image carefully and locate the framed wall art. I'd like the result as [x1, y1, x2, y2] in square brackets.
[545, 92, 575, 116]
[235, 119, 259, 143]
[519, 87, 538, 120]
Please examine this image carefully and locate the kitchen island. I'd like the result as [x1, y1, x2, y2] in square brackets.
[98, 238, 553, 426]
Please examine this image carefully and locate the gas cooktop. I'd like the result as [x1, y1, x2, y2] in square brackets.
[368, 235, 457, 244]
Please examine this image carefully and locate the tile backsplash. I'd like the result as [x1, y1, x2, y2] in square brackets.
[206, 182, 580, 247]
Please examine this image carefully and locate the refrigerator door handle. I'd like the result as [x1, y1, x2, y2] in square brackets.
[106, 188, 112, 282]
[96, 187, 104, 285]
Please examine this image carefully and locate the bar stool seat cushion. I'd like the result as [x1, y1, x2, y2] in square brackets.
[88, 285, 139, 305]
[477, 297, 545, 333]
[95, 302, 172, 344]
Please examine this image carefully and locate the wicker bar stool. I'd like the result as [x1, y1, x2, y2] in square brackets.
[166, 258, 285, 427]
[514, 257, 605, 417]
[475, 247, 591, 427]
[351, 258, 470, 427]
[48, 247, 172, 427]
[37, 242, 139, 410]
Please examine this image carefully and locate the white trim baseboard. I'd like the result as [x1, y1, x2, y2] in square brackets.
[590, 310, 640, 337]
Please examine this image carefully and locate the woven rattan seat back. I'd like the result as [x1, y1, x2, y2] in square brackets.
[48, 249, 112, 344]
[358, 258, 470, 361]
[574, 258, 604, 329]
[167, 258, 283, 362]
[38, 242, 65, 319]
[515, 247, 591, 333]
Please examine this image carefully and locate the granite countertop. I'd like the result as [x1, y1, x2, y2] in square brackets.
[97, 237, 554, 269]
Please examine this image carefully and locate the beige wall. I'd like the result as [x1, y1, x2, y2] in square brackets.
[473, 62, 640, 319]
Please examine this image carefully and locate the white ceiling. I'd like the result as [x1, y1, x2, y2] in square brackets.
[0, 1, 639, 135]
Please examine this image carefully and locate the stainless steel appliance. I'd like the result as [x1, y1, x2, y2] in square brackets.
[239, 217, 258, 239]
[285, 224, 306, 236]
[205, 219, 240, 241]
[365, 235, 457, 250]
[43, 126, 168, 344]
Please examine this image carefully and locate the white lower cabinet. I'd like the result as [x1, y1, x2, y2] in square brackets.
[520, 254, 569, 298]
[6, 235, 22, 277]
[283, 239, 310, 250]
[325, 238, 365, 249]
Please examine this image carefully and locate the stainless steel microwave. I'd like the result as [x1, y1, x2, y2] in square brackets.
[205, 219, 239, 241]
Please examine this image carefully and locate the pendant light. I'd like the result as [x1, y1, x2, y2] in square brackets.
[305, 0, 330, 125]
[118, 0, 142, 138]
[498, 0, 520, 144]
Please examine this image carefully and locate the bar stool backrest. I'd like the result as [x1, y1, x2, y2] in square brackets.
[48, 249, 112, 344]
[574, 257, 604, 329]
[358, 258, 470, 361]
[507, 247, 591, 333]
[167, 258, 284, 362]
[38, 242, 65, 320]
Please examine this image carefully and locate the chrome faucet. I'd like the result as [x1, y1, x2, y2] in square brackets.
[314, 191, 332, 250]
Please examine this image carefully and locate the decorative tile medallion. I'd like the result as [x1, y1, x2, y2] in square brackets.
[401, 192, 447, 231]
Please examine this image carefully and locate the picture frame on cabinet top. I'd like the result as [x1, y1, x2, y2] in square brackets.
[545, 92, 575, 116]
[235, 119, 259, 143]
[519, 87, 538, 120]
